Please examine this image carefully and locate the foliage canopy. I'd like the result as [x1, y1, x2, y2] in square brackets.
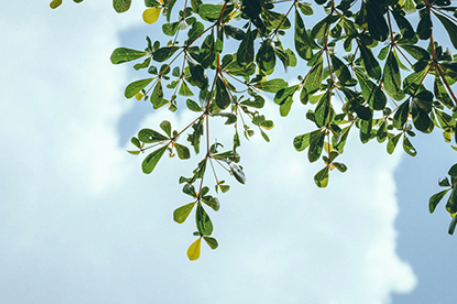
[52, 0, 457, 260]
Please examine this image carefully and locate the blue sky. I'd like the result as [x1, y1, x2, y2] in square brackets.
[0, 1, 455, 303]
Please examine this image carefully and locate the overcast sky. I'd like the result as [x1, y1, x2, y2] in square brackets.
[1, 1, 456, 304]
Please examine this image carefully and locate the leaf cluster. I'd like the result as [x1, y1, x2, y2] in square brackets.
[52, 0, 457, 259]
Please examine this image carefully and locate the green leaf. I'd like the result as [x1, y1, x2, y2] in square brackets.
[355, 70, 386, 110]
[449, 216, 457, 235]
[200, 31, 216, 68]
[187, 237, 202, 261]
[308, 130, 325, 162]
[314, 167, 329, 188]
[142, 146, 168, 174]
[331, 55, 352, 85]
[175, 143, 191, 160]
[412, 101, 432, 132]
[162, 22, 180, 36]
[365, 1, 389, 41]
[429, 189, 450, 213]
[188, 62, 208, 89]
[138, 128, 169, 143]
[173, 203, 196, 223]
[448, 163, 457, 177]
[241, 95, 265, 108]
[303, 53, 324, 93]
[253, 79, 288, 93]
[125, 78, 154, 99]
[160, 120, 172, 137]
[358, 42, 382, 80]
[215, 77, 231, 109]
[186, 99, 203, 112]
[150, 81, 166, 109]
[110, 48, 149, 64]
[399, 44, 429, 61]
[333, 162, 347, 173]
[196, 203, 213, 236]
[404, 0, 416, 14]
[387, 133, 402, 154]
[187, 21, 204, 43]
[183, 183, 197, 197]
[203, 236, 218, 249]
[113, 0, 131, 13]
[294, 10, 313, 60]
[383, 52, 403, 100]
[256, 40, 276, 75]
[131, 137, 141, 149]
[417, 11, 432, 40]
[403, 136, 417, 156]
[153, 46, 179, 62]
[202, 196, 220, 211]
[446, 187, 457, 214]
[392, 100, 410, 129]
[434, 13, 457, 49]
[434, 76, 454, 108]
[237, 28, 255, 66]
[179, 81, 194, 97]
[439, 177, 451, 187]
[315, 91, 331, 127]
[198, 4, 224, 21]
[229, 162, 246, 184]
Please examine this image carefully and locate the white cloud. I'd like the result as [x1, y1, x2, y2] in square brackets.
[0, 2, 415, 303]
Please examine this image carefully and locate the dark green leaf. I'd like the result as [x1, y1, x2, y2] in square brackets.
[142, 146, 168, 174]
[294, 10, 313, 60]
[448, 163, 457, 177]
[256, 40, 276, 75]
[365, 1, 389, 41]
[315, 91, 331, 127]
[153, 46, 179, 62]
[215, 76, 231, 109]
[383, 52, 403, 100]
[196, 203, 213, 236]
[449, 216, 457, 235]
[138, 128, 169, 143]
[125, 78, 154, 99]
[417, 11, 432, 40]
[358, 42, 382, 80]
[308, 130, 325, 162]
[446, 187, 457, 214]
[303, 52, 324, 93]
[430, 188, 451, 214]
[392, 100, 410, 129]
[203, 236, 218, 249]
[434, 12, 457, 49]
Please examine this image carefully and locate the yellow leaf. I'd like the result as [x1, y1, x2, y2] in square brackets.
[187, 238, 202, 261]
[450, 212, 457, 218]
[324, 141, 334, 153]
[135, 92, 144, 101]
[50, 0, 62, 9]
[143, 7, 162, 25]
[127, 150, 141, 155]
